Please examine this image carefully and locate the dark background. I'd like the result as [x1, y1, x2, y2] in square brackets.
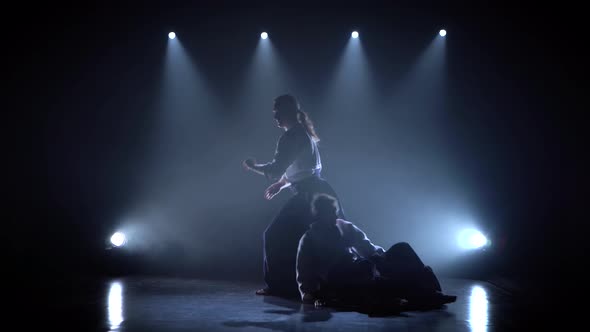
[7, 1, 584, 300]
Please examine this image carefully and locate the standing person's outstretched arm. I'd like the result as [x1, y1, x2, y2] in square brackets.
[243, 130, 300, 180]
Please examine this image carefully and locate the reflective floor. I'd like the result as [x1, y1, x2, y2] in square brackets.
[28, 276, 537, 331]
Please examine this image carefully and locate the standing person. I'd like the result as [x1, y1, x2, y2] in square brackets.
[243, 94, 344, 297]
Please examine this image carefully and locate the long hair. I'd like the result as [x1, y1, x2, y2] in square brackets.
[274, 94, 320, 142]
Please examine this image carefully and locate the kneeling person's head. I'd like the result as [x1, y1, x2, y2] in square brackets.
[311, 193, 339, 222]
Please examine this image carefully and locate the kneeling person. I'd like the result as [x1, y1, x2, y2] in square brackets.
[296, 194, 456, 308]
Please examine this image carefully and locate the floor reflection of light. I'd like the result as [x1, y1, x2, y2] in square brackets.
[108, 281, 124, 331]
[468, 285, 489, 332]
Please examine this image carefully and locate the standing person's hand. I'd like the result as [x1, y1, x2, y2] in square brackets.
[264, 181, 284, 200]
[242, 158, 256, 170]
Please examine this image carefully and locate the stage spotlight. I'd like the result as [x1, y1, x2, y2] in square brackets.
[458, 229, 488, 250]
[261, 32, 268, 40]
[351, 31, 359, 39]
[439, 29, 447, 37]
[111, 232, 127, 247]
[168, 32, 176, 40]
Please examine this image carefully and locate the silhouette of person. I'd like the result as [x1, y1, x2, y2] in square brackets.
[296, 194, 456, 309]
[243, 94, 344, 297]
